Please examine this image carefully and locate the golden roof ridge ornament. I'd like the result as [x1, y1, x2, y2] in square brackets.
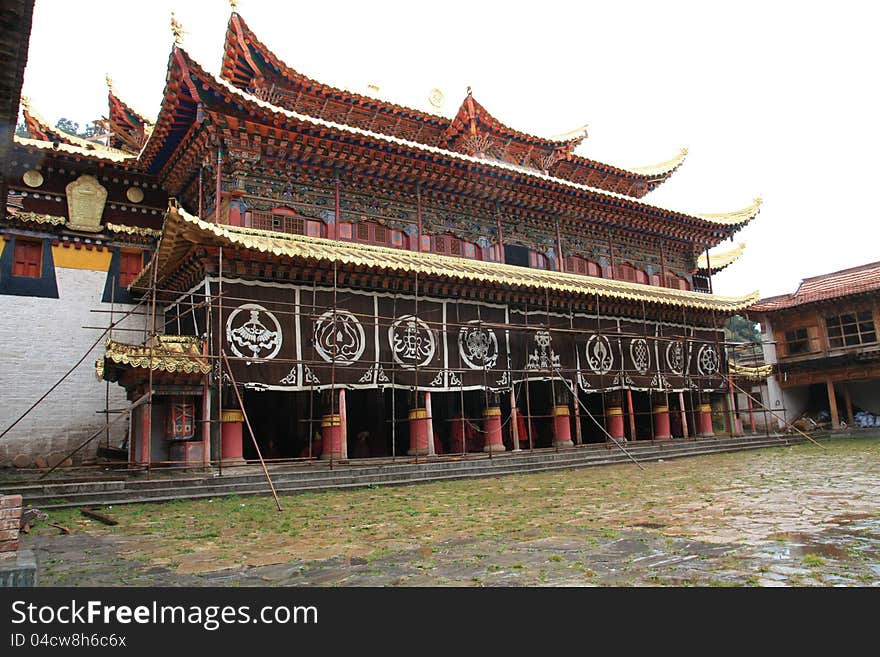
[171, 12, 185, 45]
[229, 0, 239, 10]
[105, 73, 114, 90]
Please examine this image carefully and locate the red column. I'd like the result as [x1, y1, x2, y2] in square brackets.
[408, 409, 430, 456]
[321, 413, 344, 460]
[697, 402, 715, 437]
[552, 405, 573, 447]
[653, 403, 672, 440]
[606, 405, 625, 441]
[510, 390, 521, 451]
[626, 389, 637, 440]
[482, 407, 506, 453]
[220, 410, 245, 465]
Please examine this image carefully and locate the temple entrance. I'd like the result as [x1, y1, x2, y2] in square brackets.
[576, 391, 608, 444]
[345, 389, 385, 459]
[241, 389, 317, 461]
[629, 391, 653, 440]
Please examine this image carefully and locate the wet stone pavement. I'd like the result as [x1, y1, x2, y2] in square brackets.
[21, 437, 880, 587]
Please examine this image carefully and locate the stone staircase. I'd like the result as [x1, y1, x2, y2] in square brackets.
[2, 433, 810, 510]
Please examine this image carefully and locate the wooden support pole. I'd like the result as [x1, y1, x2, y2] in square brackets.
[826, 379, 840, 430]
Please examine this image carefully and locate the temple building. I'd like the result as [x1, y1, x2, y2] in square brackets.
[749, 261, 880, 430]
[1, 9, 763, 470]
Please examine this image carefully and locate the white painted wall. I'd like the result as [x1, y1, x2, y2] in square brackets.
[0, 267, 146, 468]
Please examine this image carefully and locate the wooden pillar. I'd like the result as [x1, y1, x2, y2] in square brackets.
[321, 389, 345, 460]
[573, 392, 583, 445]
[509, 389, 521, 451]
[220, 410, 245, 465]
[826, 380, 840, 430]
[652, 394, 671, 439]
[483, 405, 506, 453]
[408, 391, 430, 456]
[747, 392, 756, 434]
[678, 391, 689, 439]
[843, 384, 854, 427]
[698, 396, 715, 438]
[606, 395, 625, 441]
[626, 388, 637, 440]
[426, 392, 437, 456]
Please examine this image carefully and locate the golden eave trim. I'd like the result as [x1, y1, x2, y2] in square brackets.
[698, 242, 746, 271]
[627, 147, 688, 177]
[106, 223, 162, 239]
[698, 197, 763, 226]
[14, 135, 135, 163]
[143, 205, 760, 312]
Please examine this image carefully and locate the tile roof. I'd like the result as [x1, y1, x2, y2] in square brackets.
[750, 260, 880, 312]
[136, 204, 759, 312]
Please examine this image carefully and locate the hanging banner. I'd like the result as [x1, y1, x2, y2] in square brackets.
[447, 301, 511, 391]
[211, 277, 726, 394]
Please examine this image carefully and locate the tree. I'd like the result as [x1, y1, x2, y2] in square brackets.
[724, 314, 760, 344]
[55, 117, 80, 136]
[14, 120, 28, 137]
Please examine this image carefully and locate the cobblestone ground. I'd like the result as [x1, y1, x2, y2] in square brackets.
[22, 436, 880, 586]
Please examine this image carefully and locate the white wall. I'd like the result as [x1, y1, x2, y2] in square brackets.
[0, 267, 145, 468]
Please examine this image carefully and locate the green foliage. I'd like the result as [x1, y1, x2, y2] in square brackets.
[55, 117, 102, 139]
[724, 314, 760, 344]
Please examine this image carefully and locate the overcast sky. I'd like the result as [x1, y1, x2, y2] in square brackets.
[19, 0, 880, 299]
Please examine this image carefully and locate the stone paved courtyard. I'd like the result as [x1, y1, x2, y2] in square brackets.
[20, 436, 880, 586]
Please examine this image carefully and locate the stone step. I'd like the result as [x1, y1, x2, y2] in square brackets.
[10, 435, 807, 509]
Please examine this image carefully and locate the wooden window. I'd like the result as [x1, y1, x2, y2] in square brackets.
[826, 311, 877, 348]
[357, 222, 370, 241]
[785, 328, 810, 355]
[373, 225, 387, 244]
[119, 251, 143, 287]
[433, 235, 446, 253]
[12, 239, 42, 278]
[635, 269, 648, 285]
[616, 263, 637, 282]
[450, 239, 461, 256]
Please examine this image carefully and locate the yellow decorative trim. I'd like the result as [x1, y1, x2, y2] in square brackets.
[627, 147, 688, 177]
[408, 409, 429, 420]
[52, 245, 112, 271]
[11, 211, 65, 226]
[698, 198, 763, 226]
[652, 405, 669, 413]
[551, 405, 570, 417]
[607, 407, 623, 416]
[483, 407, 502, 417]
[321, 414, 341, 427]
[14, 135, 134, 163]
[698, 242, 746, 271]
[729, 362, 773, 381]
[106, 223, 162, 239]
[221, 410, 244, 423]
[101, 335, 210, 377]
[140, 205, 761, 312]
[699, 404, 712, 413]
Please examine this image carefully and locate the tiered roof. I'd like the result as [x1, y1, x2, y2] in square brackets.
[218, 12, 688, 199]
[750, 261, 880, 312]
[142, 45, 759, 247]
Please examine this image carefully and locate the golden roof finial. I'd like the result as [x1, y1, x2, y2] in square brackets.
[105, 73, 114, 89]
[20, 95, 31, 110]
[170, 12, 185, 45]
[229, 0, 238, 10]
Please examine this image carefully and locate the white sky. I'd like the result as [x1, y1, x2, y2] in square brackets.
[19, 0, 880, 299]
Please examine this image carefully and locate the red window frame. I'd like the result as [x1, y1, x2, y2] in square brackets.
[119, 250, 144, 287]
[12, 239, 42, 278]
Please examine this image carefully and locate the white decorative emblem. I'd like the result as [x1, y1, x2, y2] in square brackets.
[585, 334, 614, 374]
[630, 338, 650, 375]
[226, 304, 282, 360]
[527, 330, 561, 371]
[666, 340, 685, 374]
[458, 321, 498, 370]
[697, 344, 720, 375]
[313, 309, 365, 365]
[389, 315, 436, 369]
[280, 367, 297, 385]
